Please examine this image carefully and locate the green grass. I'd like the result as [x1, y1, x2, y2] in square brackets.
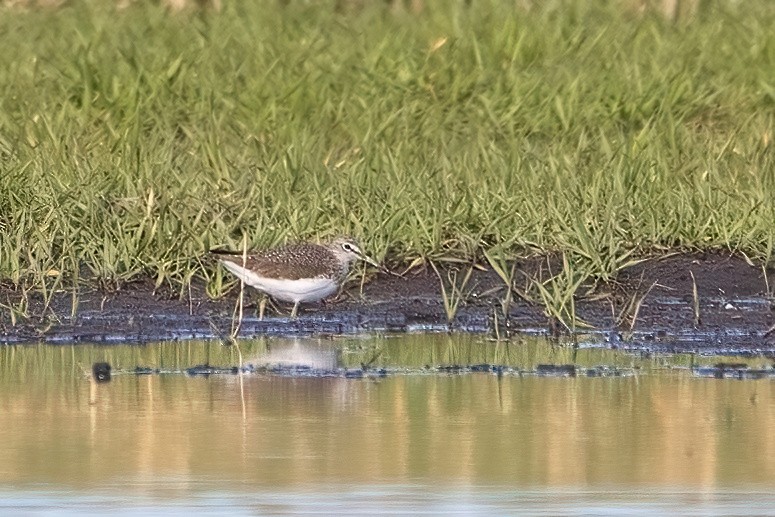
[0, 0, 773, 307]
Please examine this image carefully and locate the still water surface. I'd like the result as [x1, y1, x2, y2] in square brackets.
[1, 335, 773, 515]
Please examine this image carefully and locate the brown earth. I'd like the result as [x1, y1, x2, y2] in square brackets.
[1, 252, 774, 355]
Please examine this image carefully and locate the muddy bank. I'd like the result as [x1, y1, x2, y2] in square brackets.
[1, 252, 774, 355]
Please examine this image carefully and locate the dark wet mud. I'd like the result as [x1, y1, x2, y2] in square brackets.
[2, 252, 774, 355]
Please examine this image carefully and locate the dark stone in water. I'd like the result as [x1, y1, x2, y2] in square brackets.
[536, 364, 576, 376]
[92, 362, 111, 382]
[134, 367, 156, 375]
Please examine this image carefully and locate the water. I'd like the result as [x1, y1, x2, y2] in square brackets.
[1, 335, 773, 515]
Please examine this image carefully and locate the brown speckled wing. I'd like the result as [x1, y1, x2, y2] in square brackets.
[213, 244, 342, 280]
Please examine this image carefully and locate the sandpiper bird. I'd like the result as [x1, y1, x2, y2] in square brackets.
[210, 237, 382, 318]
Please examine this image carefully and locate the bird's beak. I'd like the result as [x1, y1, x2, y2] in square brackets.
[359, 252, 387, 272]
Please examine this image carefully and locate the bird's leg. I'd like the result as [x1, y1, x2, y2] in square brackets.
[253, 296, 281, 318]
[290, 301, 299, 319]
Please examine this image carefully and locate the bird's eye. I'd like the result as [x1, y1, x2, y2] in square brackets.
[342, 243, 354, 252]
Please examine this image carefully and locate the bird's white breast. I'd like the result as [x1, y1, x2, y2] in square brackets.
[219, 261, 339, 303]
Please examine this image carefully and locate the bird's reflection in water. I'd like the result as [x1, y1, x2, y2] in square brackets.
[248, 339, 340, 371]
